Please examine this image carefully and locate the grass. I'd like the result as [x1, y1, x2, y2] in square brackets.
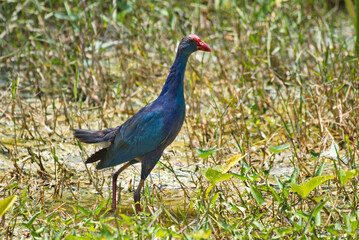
[1, 0, 359, 238]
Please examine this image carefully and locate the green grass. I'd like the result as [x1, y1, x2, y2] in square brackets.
[1, 0, 359, 238]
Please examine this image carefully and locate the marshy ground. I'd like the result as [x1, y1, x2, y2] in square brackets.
[1, 0, 359, 238]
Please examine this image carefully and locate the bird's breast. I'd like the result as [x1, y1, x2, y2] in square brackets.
[160, 100, 186, 148]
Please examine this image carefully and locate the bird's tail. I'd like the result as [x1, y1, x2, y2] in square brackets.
[73, 127, 119, 144]
[73, 127, 120, 164]
[86, 148, 108, 164]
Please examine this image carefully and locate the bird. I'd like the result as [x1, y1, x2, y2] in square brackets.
[73, 35, 211, 212]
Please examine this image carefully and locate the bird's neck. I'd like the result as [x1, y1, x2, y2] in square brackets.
[159, 51, 190, 99]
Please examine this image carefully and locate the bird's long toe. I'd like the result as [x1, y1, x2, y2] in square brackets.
[135, 203, 142, 213]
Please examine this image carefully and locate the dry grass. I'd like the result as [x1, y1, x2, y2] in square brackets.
[0, 0, 358, 238]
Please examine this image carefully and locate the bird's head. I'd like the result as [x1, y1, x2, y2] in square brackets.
[178, 35, 211, 54]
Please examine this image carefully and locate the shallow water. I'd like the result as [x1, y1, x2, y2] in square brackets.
[0, 75, 356, 213]
[0, 95, 201, 212]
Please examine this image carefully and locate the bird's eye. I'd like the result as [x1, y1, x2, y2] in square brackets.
[190, 39, 196, 44]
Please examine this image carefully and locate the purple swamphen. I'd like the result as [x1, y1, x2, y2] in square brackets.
[73, 35, 211, 212]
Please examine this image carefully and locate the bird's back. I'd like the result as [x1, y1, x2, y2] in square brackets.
[74, 35, 210, 172]
[96, 96, 185, 169]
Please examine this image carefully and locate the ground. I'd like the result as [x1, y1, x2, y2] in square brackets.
[0, 0, 359, 238]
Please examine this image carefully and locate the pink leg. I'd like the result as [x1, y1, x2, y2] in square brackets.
[134, 179, 145, 213]
[112, 160, 138, 211]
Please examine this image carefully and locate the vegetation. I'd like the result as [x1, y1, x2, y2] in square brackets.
[1, 0, 358, 238]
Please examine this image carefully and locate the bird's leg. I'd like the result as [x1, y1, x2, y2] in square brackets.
[134, 152, 162, 213]
[112, 160, 138, 212]
[134, 179, 145, 213]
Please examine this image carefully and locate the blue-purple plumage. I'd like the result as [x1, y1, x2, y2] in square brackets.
[73, 35, 211, 211]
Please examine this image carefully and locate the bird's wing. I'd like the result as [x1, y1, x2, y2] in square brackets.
[73, 126, 120, 143]
[96, 108, 165, 169]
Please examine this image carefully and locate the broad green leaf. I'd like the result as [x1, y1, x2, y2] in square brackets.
[190, 229, 212, 239]
[312, 198, 330, 218]
[21, 184, 29, 199]
[268, 144, 290, 154]
[230, 172, 248, 181]
[313, 196, 325, 202]
[274, 227, 292, 237]
[315, 162, 325, 177]
[252, 220, 264, 230]
[94, 199, 107, 216]
[291, 175, 334, 198]
[0, 195, 17, 218]
[268, 186, 281, 202]
[337, 169, 359, 186]
[241, 160, 251, 173]
[290, 167, 299, 183]
[325, 227, 339, 236]
[320, 141, 339, 159]
[210, 192, 220, 205]
[77, 205, 90, 216]
[7, 183, 18, 190]
[310, 151, 320, 158]
[275, 176, 283, 191]
[344, 212, 352, 233]
[304, 198, 330, 233]
[54, 226, 65, 240]
[195, 148, 221, 159]
[314, 210, 321, 226]
[156, 228, 166, 238]
[23, 211, 41, 228]
[213, 165, 223, 172]
[205, 185, 213, 199]
[222, 154, 243, 173]
[119, 214, 134, 224]
[263, 168, 271, 178]
[202, 168, 232, 185]
[248, 172, 261, 182]
[249, 184, 265, 206]
[217, 220, 231, 230]
[293, 211, 310, 221]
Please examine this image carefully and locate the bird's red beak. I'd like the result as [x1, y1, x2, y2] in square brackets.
[189, 34, 211, 52]
[197, 40, 211, 52]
